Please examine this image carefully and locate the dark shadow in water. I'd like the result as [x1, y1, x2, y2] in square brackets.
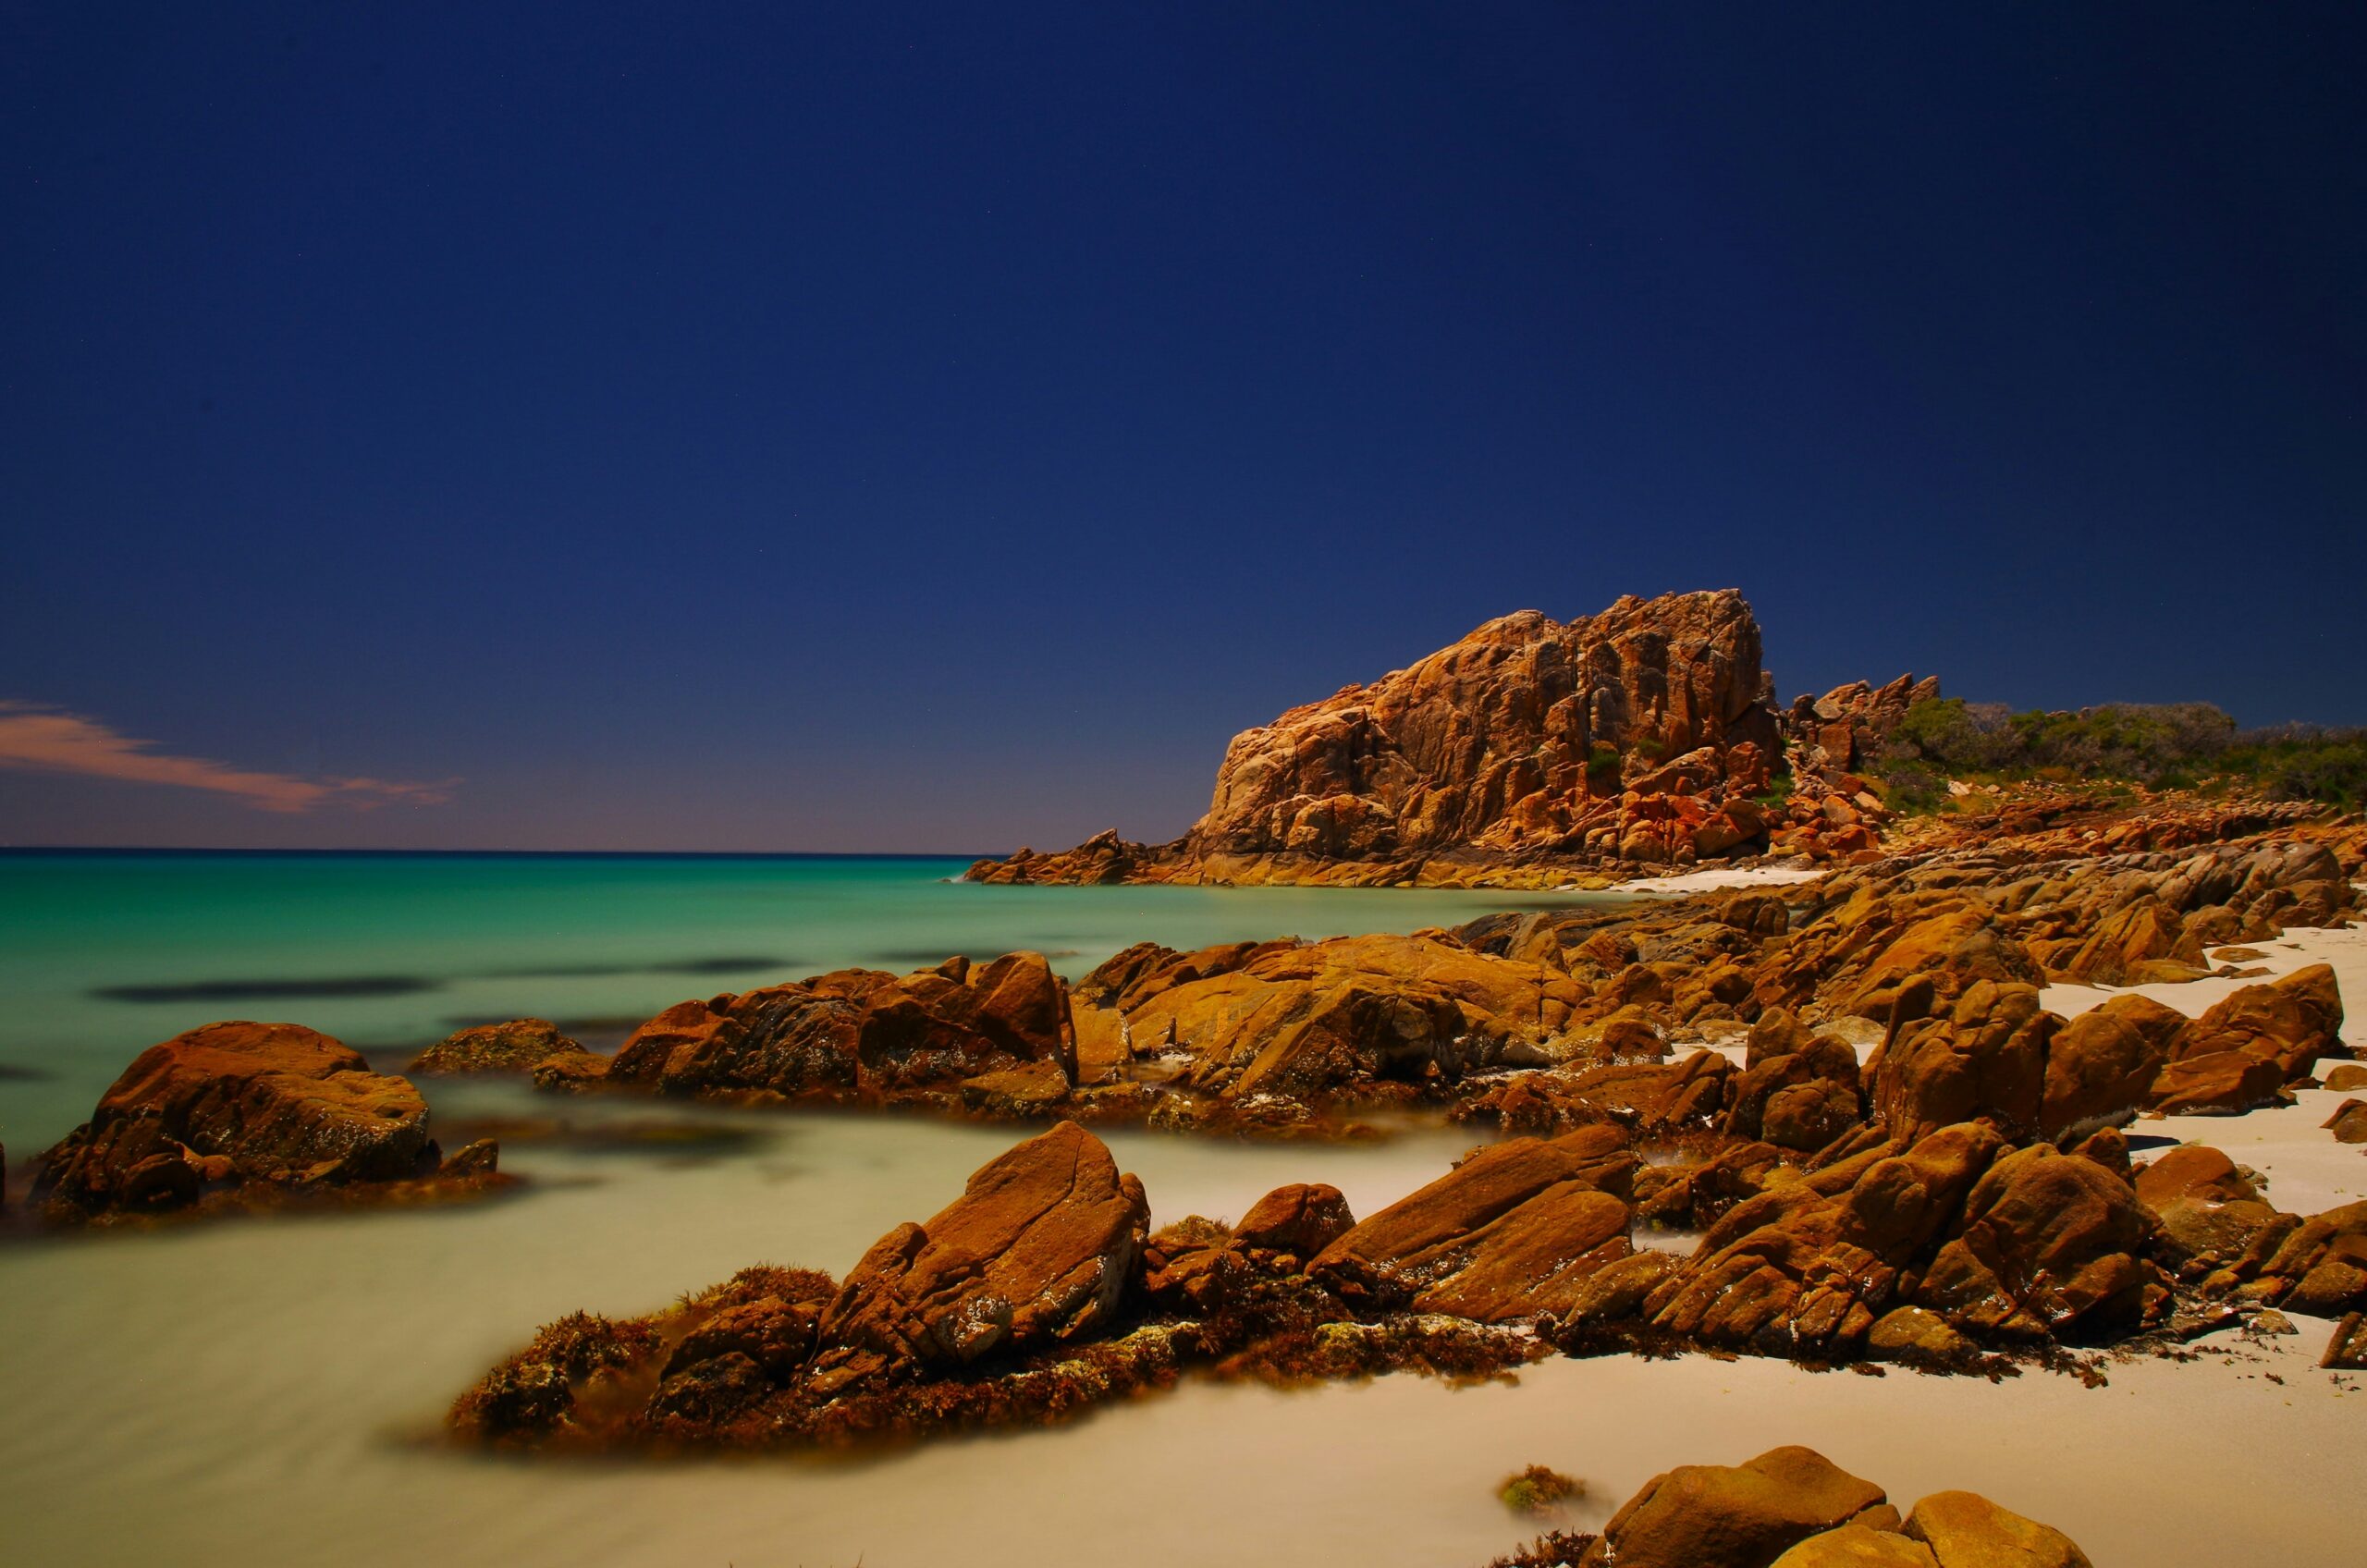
[651, 955, 801, 975]
[92, 976, 441, 1003]
[0, 1060, 52, 1081]
[480, 956, 803, 980]
[437, 1113, 774, 1159]
[870, 947, 977, 965]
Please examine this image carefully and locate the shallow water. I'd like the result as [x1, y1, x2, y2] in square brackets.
[0, 850, 1613, 1148]
[3, 854, 2359, 1566]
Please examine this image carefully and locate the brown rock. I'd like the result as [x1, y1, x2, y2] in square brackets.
[1913, 1145, 2160, 1340]
[1233, 1182, 1355, 1256]
[1576, 1445, 1887, 1568]
[1901, 1489, 2093, 1568]
[2177, 964, 2344, 1079]
[1864, 1306, 1973, 1365]
[1646, 1123, 2005, 1352]
[2056, 898, 2198, 986]
[1311, 1126, 1636, 1318]
[2323, 1310, 2367, 1369]
[603, 950, 1077, 1103]
[1118, 933, 1586, 1101]
[2212, 1199, 2367, 1316]
[1462, 1052, 1735, 1138]
[409, 1019, 594, 1076]
[2039, 996, 2187, 1141]
[2132, 1144, 2256, 1208]
[1770, 1525, 1938, 1567]
[2145, 1050, 2289, 1117]
[1868, 983, 2051, 1144]
[1727, 1022, 1861, 1153]
[33, 1022, 434, 1218]
[2324, 1063, 2367, 1092]
[974, 590, 1791, 882]
[2323, 1098, 2367, 1144]
[813, 1122, 1148, 1386]
[956, 1060, 1072, 1117]
[1836, 910, 2042, 1019]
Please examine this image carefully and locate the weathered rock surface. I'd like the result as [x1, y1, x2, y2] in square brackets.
[590, 950, 1078, 1105]
[1233, 1182, 1356, 1256]
[1478, 1448, 2091, 1568]
[1575, 1446, 1888, 1568]
[455, 1122, 1541, 1453]
[2206, 1198, 2367, 1316]
[1901, 1489, 2094, 1568]
[410, 1018, 595, 1076]
[1784, 675, 1940, 776]
[1912, 1145, 2162, 1340]
[811, 1121, 1148, 1388]
[1312, 1126, 1636, 1319]
[1630, 1123, 2007, 1353]
[2134, 1144, 2279, 1277]
[32, 1021, 461, 1221]
[1104, 933, 1587, 1102]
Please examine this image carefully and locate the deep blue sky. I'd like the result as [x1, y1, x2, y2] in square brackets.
[5, 4, 2362, 851]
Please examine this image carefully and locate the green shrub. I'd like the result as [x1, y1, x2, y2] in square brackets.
[1883, 696, 2361, 807]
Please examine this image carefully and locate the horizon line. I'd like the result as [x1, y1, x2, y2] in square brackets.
[0, 845, 1006, 861]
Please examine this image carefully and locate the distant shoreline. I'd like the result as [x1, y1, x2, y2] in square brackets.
[0, 846, 998, 862]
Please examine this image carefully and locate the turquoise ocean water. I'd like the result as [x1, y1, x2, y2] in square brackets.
[0, 850, 1608, 1151]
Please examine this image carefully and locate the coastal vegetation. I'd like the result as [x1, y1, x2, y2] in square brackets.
[1879, 697, 2367, 813]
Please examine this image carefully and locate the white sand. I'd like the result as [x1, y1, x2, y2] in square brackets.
[1614, 863, 1828, 895]
[2042, 914, 2367, 1213]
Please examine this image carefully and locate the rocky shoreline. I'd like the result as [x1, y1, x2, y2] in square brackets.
[7, 587, 2361, 1565]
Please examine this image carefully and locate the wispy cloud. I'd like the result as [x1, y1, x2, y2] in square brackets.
[0, 701, 457, 814]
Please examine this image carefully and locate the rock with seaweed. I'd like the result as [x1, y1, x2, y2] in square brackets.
[449, 1121, 1540, 1454]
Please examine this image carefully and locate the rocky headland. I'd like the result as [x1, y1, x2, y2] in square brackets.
[966, 588, 1937, 887]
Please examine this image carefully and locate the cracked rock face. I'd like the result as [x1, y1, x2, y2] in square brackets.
[812, 1121, 1149, 1385]
[1183, 588, 1782, 865]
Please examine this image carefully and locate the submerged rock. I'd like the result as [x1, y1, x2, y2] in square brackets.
[409, 1018, 595, 1076]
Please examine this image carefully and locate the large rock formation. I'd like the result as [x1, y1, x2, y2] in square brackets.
[974, 589, 1809, 885]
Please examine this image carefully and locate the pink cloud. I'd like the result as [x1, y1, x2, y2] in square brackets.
[0, 701, 457, 814]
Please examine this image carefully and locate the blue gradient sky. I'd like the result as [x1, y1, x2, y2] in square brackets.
[5, 4, 2363, 851]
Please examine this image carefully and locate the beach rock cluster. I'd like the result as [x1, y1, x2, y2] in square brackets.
[28, 1021, 505, 1225]
[1490, 1445, 2093, 1568]
[548, 817, 2353, 1155]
